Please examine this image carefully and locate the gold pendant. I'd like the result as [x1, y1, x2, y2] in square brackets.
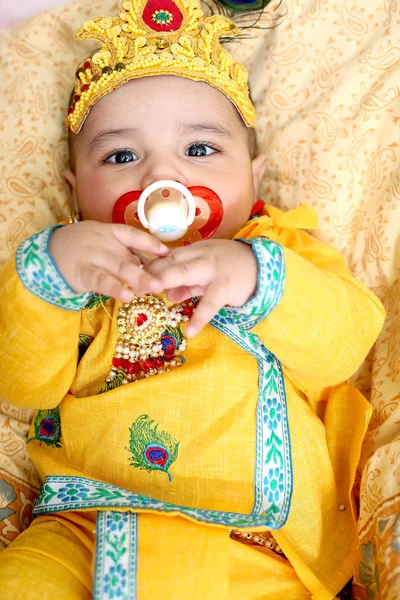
[106, 295, 197, 385]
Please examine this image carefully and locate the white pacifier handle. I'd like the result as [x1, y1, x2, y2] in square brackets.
[137, 180, 196, 230]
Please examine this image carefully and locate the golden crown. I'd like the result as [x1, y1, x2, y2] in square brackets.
[67, 0, 256, 133]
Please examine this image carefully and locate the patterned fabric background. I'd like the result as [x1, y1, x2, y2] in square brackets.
[0, 1, 399, 597]
[0, 0, 63, 29]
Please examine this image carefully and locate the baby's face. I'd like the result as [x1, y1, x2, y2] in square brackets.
[66, 76, 266, 240]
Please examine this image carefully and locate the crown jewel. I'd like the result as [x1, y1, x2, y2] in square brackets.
[67, 0, 256, 133]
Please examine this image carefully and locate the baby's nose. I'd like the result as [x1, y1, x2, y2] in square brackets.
[139, 157, 188, 191]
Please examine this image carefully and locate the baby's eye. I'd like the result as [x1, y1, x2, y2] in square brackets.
[185, 144, 217, 157]
[106, 150, 138, 164]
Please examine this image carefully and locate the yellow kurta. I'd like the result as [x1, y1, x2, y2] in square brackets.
[0, 206, 385, 599]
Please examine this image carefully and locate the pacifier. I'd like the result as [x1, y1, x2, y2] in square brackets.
[138, 180, 195, 242]
[112, 180, 224, 246]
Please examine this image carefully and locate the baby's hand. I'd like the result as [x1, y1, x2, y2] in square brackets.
[49, 221, 168, 302]
[145, 239, 257, 337]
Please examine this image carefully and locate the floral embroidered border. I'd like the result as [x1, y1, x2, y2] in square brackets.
[16, 226, 91, 311]
[227, 238, 285, 329]
[210, 313, 292, 528]
[34, 473, 288, 528]
[94, 510, 137, 600]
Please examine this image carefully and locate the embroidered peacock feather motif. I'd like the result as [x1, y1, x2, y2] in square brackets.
[28, 407, 62, 448]
[128, 415, 179, 482]
[100, 368, 127, 393]
[84, 293, 110, 310]
[78, 333, 94, 362]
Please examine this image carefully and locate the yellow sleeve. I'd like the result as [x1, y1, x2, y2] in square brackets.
[236, 205, 386, 390]
[0, 256, 82, 409]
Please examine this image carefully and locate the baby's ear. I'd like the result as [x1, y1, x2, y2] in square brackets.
[251, 153, 267, 200]
[64, 169, 79, 215]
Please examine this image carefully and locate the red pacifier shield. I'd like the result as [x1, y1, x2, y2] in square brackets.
[112, 186, 224, 245]
[112, 190, 142, 227]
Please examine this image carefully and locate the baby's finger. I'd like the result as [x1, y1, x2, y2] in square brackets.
[166, 286, 205, 303]
[112, 224, 169, 256]
[146, 244, 202, 272]
[81, 266, 135, 303]
[185, 283, 226, 337]
[91, 248, 163, 295]
[91, 247, 141, 271]
[118, 262, 164, 296]
[147, 257, 214, 290]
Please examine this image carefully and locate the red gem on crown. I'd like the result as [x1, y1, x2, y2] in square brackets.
[142, 0, 183, 32]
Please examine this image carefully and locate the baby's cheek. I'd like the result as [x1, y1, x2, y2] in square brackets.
[225, 187, 253, 219]
[216, 202, 252, 239]
[78, 173, 117, 222]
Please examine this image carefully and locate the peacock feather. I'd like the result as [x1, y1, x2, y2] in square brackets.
[216, 0, 275, 12]
[99, 368, 127, 394]
[165, 324, 184, 344]
[28, 407, 62, 448]
[84, 293, 111, 310]
[160, 324, 184, 355]
[78, 333, 94, 362]
[128, 415, 179, 482]
[205, 0, 285, 36]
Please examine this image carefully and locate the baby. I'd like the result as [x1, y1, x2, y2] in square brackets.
[0, 1, 385, 599]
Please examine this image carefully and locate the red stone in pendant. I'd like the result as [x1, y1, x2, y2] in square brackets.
[112, 357, 122, 367]
[121, 358, 131, 370]
[142, 359, 153, 372]
[136, 313, 148, 326]
[153, 357, 165, 368]
[127, 362, 141, 375]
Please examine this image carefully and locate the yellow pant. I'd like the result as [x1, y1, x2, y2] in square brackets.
[0, 512, 95, 600]
[0, 511, 311, 599]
